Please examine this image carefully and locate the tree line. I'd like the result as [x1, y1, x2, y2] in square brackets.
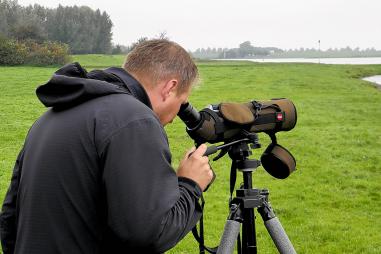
[191, 41, 381, 59]
[272, 47, 381, 58]
[0, 0, 113, 54]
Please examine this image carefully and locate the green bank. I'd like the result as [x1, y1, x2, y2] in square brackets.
[0, 58, 380, 253]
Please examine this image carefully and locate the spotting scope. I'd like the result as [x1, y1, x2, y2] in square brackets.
[178, 98, 298, 179]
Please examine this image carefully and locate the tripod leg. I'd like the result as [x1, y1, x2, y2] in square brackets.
[264, 217, 296, 254]
[217, 220, 241, 254]
[217, 204, 242, 254]
[258, 202, 297, 254]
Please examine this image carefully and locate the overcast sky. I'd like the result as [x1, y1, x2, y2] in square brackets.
[17, 0, 381, 51]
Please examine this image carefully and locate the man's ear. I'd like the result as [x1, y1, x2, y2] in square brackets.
[161, 79, 179, 101]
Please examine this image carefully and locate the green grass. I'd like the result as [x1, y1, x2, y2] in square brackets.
[71, 54, 126, 68]
[1, 56, 381, 253]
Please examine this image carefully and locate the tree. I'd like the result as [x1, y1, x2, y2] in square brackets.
[93, 10, 113, 53]
[156, 31, 169, 40]
[0, 1, 114, 54]
[129, 37, 148, 51]
[238, 41, 255, 57]
[0, 1, 9, 36]
[112, 44, 122, 54]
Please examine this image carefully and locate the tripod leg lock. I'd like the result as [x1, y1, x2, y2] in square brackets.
[227, 202, 243, 222]
[258, 200, 276, 221]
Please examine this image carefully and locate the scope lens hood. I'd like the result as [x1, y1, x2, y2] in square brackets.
[260, 143, 296, 179]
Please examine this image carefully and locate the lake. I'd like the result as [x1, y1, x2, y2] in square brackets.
[218, 57, 381, 65]
[362, 75, 381, 86]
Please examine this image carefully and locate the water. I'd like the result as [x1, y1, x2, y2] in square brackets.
[362, 75, 381, 86]
[218, 57, 381, 65]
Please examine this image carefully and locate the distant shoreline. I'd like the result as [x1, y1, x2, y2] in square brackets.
[214, 57, 381, 65]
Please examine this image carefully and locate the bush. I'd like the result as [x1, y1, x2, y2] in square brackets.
[0, 36, 71, 66]
[111, 44, 122, 55]
[24, 40, 71, 66]
[0, 36, 28, 65]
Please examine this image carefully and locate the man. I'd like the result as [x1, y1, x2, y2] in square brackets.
[0, 39, 213, 253]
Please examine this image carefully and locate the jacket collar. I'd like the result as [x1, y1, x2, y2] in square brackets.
[104, 67, 152, 109]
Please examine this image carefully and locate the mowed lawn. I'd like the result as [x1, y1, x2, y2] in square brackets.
[1, 56, 381, 253]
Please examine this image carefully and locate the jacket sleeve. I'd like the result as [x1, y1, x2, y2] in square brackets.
[0, 148, 24, 254]
[99, 117, 202, 253]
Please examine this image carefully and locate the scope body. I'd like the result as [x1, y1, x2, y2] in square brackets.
[178, 99, 297, 144]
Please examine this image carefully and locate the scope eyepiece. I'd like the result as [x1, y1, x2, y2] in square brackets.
[178, 102, 202, 130]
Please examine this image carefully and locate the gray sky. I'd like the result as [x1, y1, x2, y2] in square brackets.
[17, 0, 381, 51]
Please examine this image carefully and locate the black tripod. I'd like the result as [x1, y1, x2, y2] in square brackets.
[203, 134, 296, 254]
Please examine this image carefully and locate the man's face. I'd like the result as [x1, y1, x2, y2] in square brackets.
[145, 77, 192, 126]
[160, 87, 191, 126]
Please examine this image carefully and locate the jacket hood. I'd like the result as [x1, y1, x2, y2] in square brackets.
[36, 62, 152, 109]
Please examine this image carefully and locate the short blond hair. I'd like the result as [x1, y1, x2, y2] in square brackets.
[123, 39, 198, 93]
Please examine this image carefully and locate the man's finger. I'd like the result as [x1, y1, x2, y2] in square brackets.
[185, 147, 196, 158]
[192, 144, 207, 157]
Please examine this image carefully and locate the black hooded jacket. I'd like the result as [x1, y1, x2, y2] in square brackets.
[0, 63, 202, 254]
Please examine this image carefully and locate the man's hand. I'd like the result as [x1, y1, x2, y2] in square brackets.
[177, 144, 213, 191]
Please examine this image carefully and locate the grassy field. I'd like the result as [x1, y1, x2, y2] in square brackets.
[1, 56, 381, 253]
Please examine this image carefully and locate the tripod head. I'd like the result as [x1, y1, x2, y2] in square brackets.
[204, 129, 296, 179]
[204, 130, 260, 161]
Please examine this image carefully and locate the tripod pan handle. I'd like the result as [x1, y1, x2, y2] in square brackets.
[204, 145, 218, 156]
